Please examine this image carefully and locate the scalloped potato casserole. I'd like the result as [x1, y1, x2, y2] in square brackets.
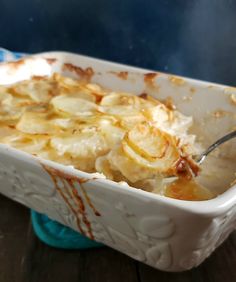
[0, 73, 213, 200]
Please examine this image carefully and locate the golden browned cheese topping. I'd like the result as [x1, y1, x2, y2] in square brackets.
[0, 73, 210, 200]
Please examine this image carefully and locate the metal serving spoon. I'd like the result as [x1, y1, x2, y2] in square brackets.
[197, 130, 236, 165]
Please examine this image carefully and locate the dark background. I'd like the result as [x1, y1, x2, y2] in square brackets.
[1, 0, 236, 85]
[1, 1, 236, 281]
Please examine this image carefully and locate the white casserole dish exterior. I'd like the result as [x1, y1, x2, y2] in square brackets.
[0, 52, 235, 272]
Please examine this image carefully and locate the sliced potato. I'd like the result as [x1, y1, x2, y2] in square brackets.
[51, 95, 98, 116]
[0, 85, 10, 95]
[119, 114, 146, 130]
[99, 105, 140, 116]
[85, 83, 107, 95]
[124, 123, 179, 160]
[95, 154, 128, 182]
[0, 125, 18, 138]
[122, 141, 177, 173]
[0, 93, 24, 117]
[122, 123, 181, 175]
[10, 78, 56, 102]
[107, 146, 158, 183]
[53, 73, 100, 102]
[100, 92, 133, 106]
[59, 87, 97, 103]
[49, 118, 74, 129]
[0, 93, 44, 122]
[101, 92, 156, 108]
[16, 112, 57, 134]
[100, 92, 157, 116]
[95, 155, 114, 179]
[2, 132, 49, 154]
[53, 73, 80, 87]
[138, 93, 161, 106]
[99, 119, 125, 146]
[143, 104, 170, 124]
[37, 147, 96, 172]
[50, 131, 109, 158]
[0, 92, 11, 102]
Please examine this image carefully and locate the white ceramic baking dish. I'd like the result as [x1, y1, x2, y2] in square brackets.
[0, 52, 235, 272]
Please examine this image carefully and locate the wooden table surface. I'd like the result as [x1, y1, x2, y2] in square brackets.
[1, 194, 236, 282]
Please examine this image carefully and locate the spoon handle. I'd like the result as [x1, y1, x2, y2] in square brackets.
[197, 130, 236, 165]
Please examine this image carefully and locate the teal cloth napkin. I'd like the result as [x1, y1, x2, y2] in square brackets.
[31, 211, 102, 249]
[0, 48, 103, 249]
